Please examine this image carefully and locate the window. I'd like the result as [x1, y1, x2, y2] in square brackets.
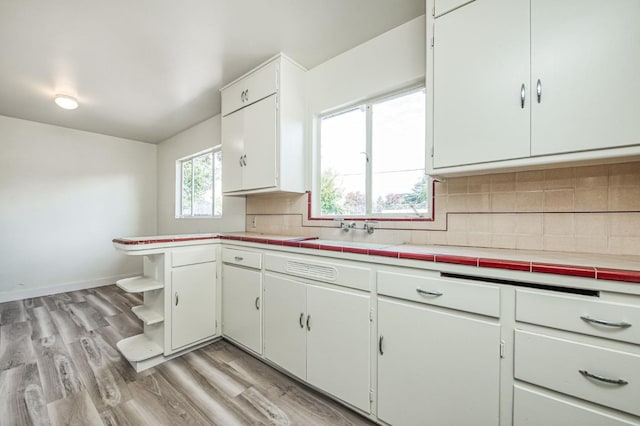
[318, 87, 428, 218]
[176, 148, 222, 218]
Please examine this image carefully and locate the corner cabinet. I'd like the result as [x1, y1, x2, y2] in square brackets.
[113, 239, 219, 372]
[427, 0, 640, 175]
[220, 53, 306, 194]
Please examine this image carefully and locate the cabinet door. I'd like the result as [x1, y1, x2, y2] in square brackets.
[242, 94, 277, 191]
[531, 0, 640, 155]
[171, 262, 217, 350]
[221, 264, 262, 354]
[221, 110, 244, 192]
[263, 273, 306, 379]
[433, 0, 530, 168]
[306, 285, 370, 413]
[377, 298, 501, 426]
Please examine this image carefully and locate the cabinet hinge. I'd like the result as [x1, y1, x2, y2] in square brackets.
[431, 36, 434, 48]
[369, 389, 374, 403]
[369, 309, 374, 322]
[215, 320, 218, 331]
[432, 3, 435, 17]
[500, 340, 505, 359]
[430, 146, 434, 158]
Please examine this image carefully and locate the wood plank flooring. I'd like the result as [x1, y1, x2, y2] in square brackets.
[0, 285, 373, 426]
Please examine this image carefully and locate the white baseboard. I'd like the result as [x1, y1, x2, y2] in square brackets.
[0, 273, 140, 303]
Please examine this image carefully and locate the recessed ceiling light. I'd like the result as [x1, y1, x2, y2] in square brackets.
[54, 94, 79, 110]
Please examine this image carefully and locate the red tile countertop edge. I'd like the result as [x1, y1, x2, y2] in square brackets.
[531, 263, 596, 279]
[112, 235, 220, 245]
[435, 255, 479, 267]
[596, 268, 640, 283]
[479, 258, 531, 272]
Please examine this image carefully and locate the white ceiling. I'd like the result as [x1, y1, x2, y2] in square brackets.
[0, 0, 425, 143]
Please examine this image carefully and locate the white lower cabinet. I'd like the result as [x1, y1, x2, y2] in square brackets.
[171, 261, 217, 350]
[263, 273, 371, 413]
[221, 264, 262, 354]
[377, 297, 501, 426]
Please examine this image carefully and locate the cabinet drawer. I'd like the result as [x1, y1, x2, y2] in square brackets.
[221, 60, 278, 116]
[514, 330, 640, 417]
[377, 270, 500, 317]
[171, 245, 216, 267]
[516, 290, 640, 345]
[222, 247, 262, 270]
[264, 253, 371, 292]
[513, 385, 638, 426]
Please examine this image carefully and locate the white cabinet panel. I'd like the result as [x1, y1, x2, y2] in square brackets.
[531, 0, 640, 156]
[222, 264, 262, 354]
[263, 273, 307, 380]
[514, 385, 638, 426]
[221, 109, 244, 193]
[433, 0, 530, 168]
[242, 94, 277, 190]
[306, 285, 370, 413]
[171, 262, 217, 350]
[221, 60, 278, 117]
[377, 297, 501, 426]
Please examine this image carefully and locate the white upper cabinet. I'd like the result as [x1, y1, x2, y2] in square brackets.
[432, 0, 531, 168]
[530, 0, 640, 156]
[428, 0, 640, 175]
[220, 54, 306, 194]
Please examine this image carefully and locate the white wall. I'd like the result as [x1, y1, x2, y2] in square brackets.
[0, 115, 157, 301]
[306, 15, 426, 115]
[157, 115, 246, 234]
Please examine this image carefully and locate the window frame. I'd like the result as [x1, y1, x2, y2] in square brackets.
[175, 146, 222, 219]
[314, 85, 430, 219]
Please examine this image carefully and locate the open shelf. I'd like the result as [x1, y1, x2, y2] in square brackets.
[116, 276, 163, 293]
[116, 334, 163, 362]
[131, 305, 164, 325]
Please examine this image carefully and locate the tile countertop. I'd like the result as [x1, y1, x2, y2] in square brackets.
[113, 233, 640, 284]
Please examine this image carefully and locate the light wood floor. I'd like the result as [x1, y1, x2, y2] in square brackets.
[0, 285, 373, 426]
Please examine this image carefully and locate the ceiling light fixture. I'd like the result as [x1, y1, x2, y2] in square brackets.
[54, 94, 79, 110]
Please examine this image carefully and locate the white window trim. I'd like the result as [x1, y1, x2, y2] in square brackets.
[313, 85, 430, 219]
[175, 146, 222, 219]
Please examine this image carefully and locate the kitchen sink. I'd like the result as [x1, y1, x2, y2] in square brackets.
[311, 240, 395, 249]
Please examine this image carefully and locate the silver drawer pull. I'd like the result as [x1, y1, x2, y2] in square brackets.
[306, 314, 311, 331]
[234, 256, 244, 262]
[255, 297, 260, 310]
[579, 369, 628, 386]
[580, 316, 631, 328]
[416, 288, 443, 297]
[299, 313, 304, 328]
[520, 83, 526, 109]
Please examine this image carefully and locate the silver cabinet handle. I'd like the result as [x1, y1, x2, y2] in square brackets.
[579, 369, 628, 386]
[245, 89, 249, 102]
[242, 154, 247, 166]
[520, 83, 526, 109]
[306, 314, 311, 331]
[536, 79, 542, 103]
[379, 335, 384, 355]
[234, 256, 244, 261]
[240, 90, 244, 102]
[255, 297, 260, 310]
[175, 292, 179, 306]
[239, 156, 243, 167]
[299, 313, 304, 328]
[580, 315, 631, 328]
[416, 288, 443, 297]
